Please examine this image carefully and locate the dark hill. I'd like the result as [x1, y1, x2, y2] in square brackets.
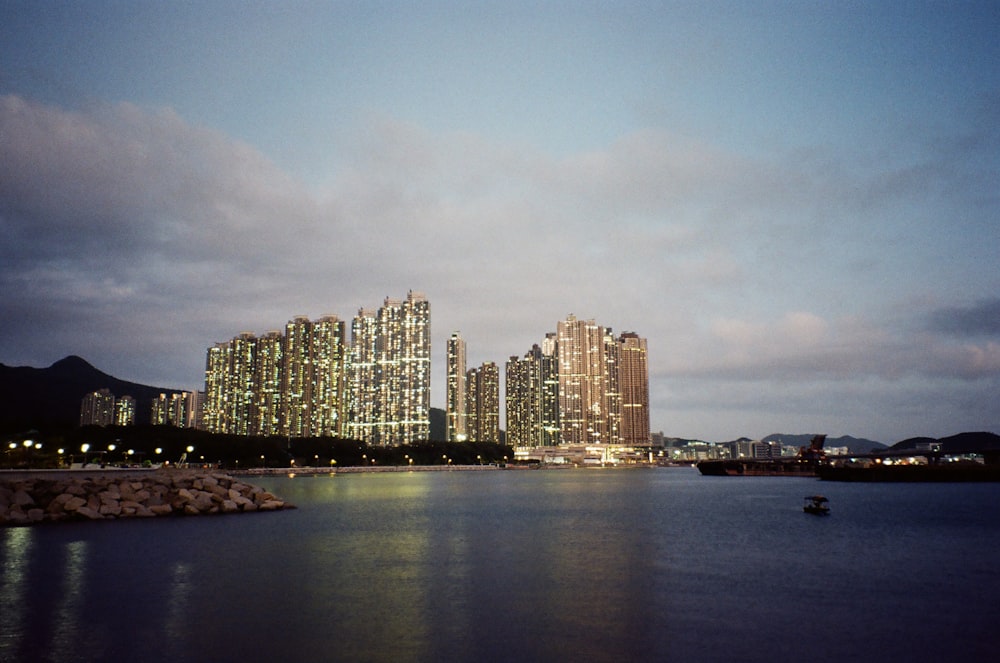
[890, 432, 1000, 454]
[762, 433, 887, 455]
[0, 356, 186, 430]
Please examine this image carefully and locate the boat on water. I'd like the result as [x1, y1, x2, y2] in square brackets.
[803, 495, 830, 515]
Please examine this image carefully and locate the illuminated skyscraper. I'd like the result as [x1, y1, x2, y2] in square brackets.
[310, 315, 348, 438]
[227, 332, 258, 436]
[505, 355, 532, 447]
[254, 331, 284, 436]
[348, 308, 379, 442]
[282, 317, 312, 438]
[203, 292, 427, 444]
[80, 389, 115, 427]
[349, 291, 430, 445]
[505, 341, 560, 448]
[557, 315, 609, 444]
[466, 362, 499, 443]
[617, 332, 650, 445]
[203, 342, 230, 433]
[169, 393, 188, 427]
[446, 332, 467, 441]
[538, 335, 560, 446]
[185, 391, 205, 430]
[151, 393, 169, 425]
[603, 328, 622, 445]
[114, 395, 135, 426]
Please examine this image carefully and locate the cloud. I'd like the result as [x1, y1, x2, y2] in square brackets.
[927, 298, 1000, 338]
[1, 95, 997, 441]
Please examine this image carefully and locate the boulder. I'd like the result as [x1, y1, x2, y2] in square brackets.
[75, 506, 104, 520]
[11, 490, 35, 507]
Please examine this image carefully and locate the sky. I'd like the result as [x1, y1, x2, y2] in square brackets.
[1, 1, 998, 444]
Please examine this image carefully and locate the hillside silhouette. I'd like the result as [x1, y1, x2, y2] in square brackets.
[0, 356, 186, 430]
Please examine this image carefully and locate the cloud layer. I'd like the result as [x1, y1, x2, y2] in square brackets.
[1, 95, 998, 442]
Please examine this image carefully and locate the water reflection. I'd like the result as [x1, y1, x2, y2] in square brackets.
[0, 527, 34, 657]
[165, 562, 192, 640]
[47, 540, 88, 663]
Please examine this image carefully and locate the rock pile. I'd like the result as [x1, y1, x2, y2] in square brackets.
[0, 471, 295, 526]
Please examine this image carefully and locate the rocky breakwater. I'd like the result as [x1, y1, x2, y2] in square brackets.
[0, 470, 295, 526]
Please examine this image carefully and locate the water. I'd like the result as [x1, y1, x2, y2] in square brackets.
[2, 468, 998, 662]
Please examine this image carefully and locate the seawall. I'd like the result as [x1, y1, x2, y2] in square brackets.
[0, 469, 295, 526]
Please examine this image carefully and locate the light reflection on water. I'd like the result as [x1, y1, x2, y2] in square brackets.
[47, 540, 87, 663]
[0, 526, 32, 657]
[2, 469, 999, 663]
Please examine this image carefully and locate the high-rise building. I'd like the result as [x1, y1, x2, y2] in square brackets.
[505, 342, 561, 448]
[446, 332, 467, 441]
[204, 318, 349, 438]
[151, 393, 169, 425]
[310, 315, 348, 438]
[538, 335, 561, 446]
[557, 315, 610, 444]
[114, 395, 135, 426]
[348, 291, 431, 445]
[618, 332, 650, 445]
[255, 330, 284, 436]
[168, 392, 188, 427]
[80, 389, 115, 427]
[227, 332, 258, 436]
[348, 308, 379, 442]
[282, 317, 312, 438]
[185, 391, 205, 430]
[203, 342, 230, 433]
[505, 355, 532, 447]
[603, 328, 622, 445]
[394, 292, 431, 444]
[466, 362, 499, 443]
[509, 316, 649, 447]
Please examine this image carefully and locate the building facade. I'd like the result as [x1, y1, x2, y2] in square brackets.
[446, 332, 468, 442]
[505, 317, 648, 448]
[466, 362, 500, 443]
[80, 389, 115, 427]
[557, 315, 612, 445]
[114, 395, 136, 426]
[347, 291, 431, 445]
[204, 291, 429, 445]
[617, 332, 650, 445]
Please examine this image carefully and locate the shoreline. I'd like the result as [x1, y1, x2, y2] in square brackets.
[1, 468, 295, 526]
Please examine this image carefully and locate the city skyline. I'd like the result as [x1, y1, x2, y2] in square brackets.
[1, 3, 998, 443]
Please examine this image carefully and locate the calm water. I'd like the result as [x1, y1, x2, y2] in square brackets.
[2, 468, 999, 663]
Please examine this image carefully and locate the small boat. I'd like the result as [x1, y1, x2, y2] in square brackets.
[803, 495, 830, 515]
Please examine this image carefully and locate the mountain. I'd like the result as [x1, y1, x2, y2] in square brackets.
[0, 355, 186, 430]
[761, 433, 887, 455]
[890, 432, 1000, 455]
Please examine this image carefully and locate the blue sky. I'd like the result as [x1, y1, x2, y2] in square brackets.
[2, 1, 998, 443]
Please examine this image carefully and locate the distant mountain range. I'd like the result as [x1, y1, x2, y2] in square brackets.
[0, 355, 186, 430]
[761, 433, 887, 455]
[889, 432, 1000, 455]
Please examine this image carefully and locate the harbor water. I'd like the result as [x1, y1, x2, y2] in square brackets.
[2, 467, 998, 662]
